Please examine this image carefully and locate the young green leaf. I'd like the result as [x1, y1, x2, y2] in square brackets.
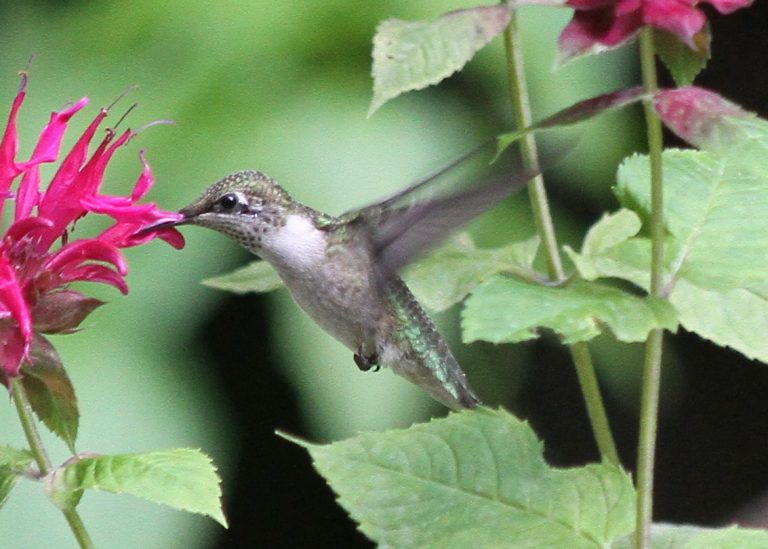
[564, 209, 651, 285]
[654, 26, 711, 87]
[202, 261, 284, 294]
[369, 5, 511, 116]
[285, 408, 635, 547]
[462, 276, 676, 344]
[0, 446, 34, 509]
[404, 233, 541, 312]
[580, 209, 643, 257]
[21, 335, 79, 453]
[613, 523, 768, 548]
[46, 449, 227, 527]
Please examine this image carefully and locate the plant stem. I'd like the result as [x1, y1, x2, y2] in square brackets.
[635, 27, 666, 549]
[11, 377, 52, 473]
[61, 509, 95, 549]
[502, 11, 619, 465]
[503, 12, 562, 282]
[569, 343, 619, 464]
[11, 378, 95, 549]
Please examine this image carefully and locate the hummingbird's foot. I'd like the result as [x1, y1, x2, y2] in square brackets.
[354, 350, 380, 372]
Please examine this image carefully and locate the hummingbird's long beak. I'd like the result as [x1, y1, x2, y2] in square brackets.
[133, 214, 189, 238]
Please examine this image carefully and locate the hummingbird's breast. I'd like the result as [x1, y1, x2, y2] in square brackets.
[261, 215, 382, 352]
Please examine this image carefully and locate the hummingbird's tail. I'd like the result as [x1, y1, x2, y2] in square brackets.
[390, 326, 481, 410]
[385, 278, 481, 410]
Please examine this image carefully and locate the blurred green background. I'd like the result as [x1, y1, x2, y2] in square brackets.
[0, 1, 766, 548]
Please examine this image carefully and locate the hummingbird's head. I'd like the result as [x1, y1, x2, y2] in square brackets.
[149, 170, 295, 252]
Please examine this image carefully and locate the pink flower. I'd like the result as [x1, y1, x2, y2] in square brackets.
[558, 0, 754, 63]
[0, 73, 184, 383]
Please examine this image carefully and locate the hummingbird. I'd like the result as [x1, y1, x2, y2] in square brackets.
[143, 148, 540, 410]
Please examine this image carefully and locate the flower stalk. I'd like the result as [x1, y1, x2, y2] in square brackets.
[503, 10, 619, 465]
[11, 378, 95, 549]
[635, 27, 666, 549]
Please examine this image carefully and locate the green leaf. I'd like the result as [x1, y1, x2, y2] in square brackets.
[462, 276, 676, 344]
[613, 523, 768, 548]
[47, 449, 227, 527]
[654, 26, 710, 86]
[567, 145, 768, 363]
[581, 209, 643, 257]
[617, 150, 768, 290]
[369, 5, 511, 116]
[202, 261, 284, 294]
[569, 229, 768, 364]
[286, 408, 635, 548]
[0, 446, 34, 509]
[564, 208, 650, 285]
[404, 233, 541, 312]
[21, 336, 79, 453]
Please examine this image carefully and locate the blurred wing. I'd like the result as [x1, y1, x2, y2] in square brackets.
[371, 140, 491, 212]
[360, 165, 539, 277]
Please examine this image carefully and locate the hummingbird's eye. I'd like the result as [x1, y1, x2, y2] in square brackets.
[218, 193, 241, 211]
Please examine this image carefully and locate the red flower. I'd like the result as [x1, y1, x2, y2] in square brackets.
[0, 74, 184, 382]
[558, 0, 754, 63]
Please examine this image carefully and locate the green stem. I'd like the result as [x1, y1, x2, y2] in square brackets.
[635, 27, 666, 549]
[61, 509, 95, 549]
[503, 11, 619, 464]
[11, 378, 95, 549]
[569, 343, 620, 464]
[503, 12, 563, 282]
[11, 377, 52, 474]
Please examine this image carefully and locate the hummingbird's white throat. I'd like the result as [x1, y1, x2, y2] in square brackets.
[265, 214, 327, 269]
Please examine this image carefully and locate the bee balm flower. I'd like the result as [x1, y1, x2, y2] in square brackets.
[558, 0, 754, 63]
[0, 74, 183, 383]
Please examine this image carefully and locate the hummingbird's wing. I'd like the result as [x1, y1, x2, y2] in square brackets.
[368, 168, 538, 277]
[367, 140, 491, 213]
[346, 143, 543, 278]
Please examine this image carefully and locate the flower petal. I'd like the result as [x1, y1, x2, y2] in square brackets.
[58, 264, 129, 294]
[0, 255, 32, 376]
[15, 170, 41, 222]
[558, 9, 642, 64]
[38, 120, 123, 246]
[642, 0, 705, 47]
[39, 108, 108, 220]
[5, 216, 54, 243]
[17, 98, 89, 170]
[115, 224, 186, 249]
[0, 80, 25, 204]
[45, 239, 127, 277]
[131, 150, 154, 201]
[154, 227, 186, 249]
[82, 196, 182, 225]
[81, 190, 185, 249]
[0, 324, 28, 382]
[704, 0, 754, 14]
